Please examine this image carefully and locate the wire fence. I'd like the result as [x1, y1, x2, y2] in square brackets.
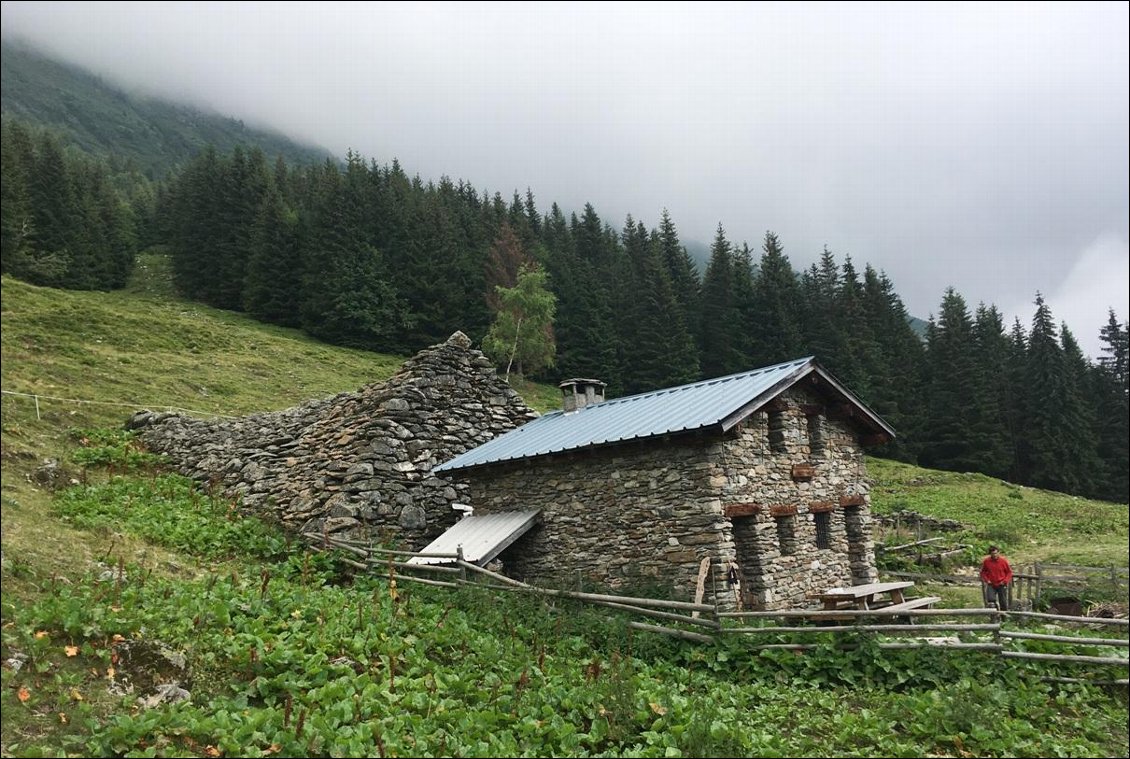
[0, 388, 238, 420]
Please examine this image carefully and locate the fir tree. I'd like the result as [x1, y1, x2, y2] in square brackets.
[243, 187, 303, 326]
[699, 224, 743, 377]
[656, 209, 701, 331]
[1022, 294, 1100, 495]
[749, 231, 804, 367]
[920, 288, 984, 472]
[1094, 310, 1129, 502]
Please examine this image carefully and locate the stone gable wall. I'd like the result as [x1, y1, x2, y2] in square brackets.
[127, 333, 536, 547]
[710, 386, 879, 610]
[458, 386, 878, 610]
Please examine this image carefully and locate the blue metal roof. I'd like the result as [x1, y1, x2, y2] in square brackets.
[437, 356, 897, 474]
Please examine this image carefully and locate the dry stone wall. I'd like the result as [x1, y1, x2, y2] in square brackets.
[127, 333, 536, 547]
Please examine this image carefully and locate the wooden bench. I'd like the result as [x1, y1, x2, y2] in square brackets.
[883, 596, 940, 612]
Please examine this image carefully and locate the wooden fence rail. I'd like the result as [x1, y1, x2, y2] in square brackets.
[299, 534, 1128, 676]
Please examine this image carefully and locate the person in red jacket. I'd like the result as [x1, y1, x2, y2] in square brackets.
[980, 545, 1013, 610]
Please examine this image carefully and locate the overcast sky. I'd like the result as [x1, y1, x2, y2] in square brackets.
[4, 1, 1128, 357]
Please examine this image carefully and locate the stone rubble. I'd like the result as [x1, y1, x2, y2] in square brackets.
[127, 332, 536, 547]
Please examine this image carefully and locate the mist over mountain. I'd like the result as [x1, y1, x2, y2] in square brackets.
[1, 39, 331, 177]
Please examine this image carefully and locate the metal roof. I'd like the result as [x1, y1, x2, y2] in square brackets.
[407, 510, 540, 566]
[436, 356, 893, 474]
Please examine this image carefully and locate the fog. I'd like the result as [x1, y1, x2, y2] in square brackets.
[4, 1, 1127, 355]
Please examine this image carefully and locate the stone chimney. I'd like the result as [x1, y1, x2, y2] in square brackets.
[560, 378, 606, 412]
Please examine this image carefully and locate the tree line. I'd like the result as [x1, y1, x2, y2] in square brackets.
[1, 121, 143, 289]
[0, 129, 1125, 504]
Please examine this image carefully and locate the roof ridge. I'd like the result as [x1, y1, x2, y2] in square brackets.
[579, 356, 814, 410]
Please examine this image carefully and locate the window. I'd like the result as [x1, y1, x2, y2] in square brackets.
[775, 515, 797, 556]
[814, 511, 832, 549]
[806, 413, 824, 458]
[768, 410, 787, 453]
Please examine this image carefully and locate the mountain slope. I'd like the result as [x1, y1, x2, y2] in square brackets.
[0, 40, 331, 176]
[2, 260, 1123, 567]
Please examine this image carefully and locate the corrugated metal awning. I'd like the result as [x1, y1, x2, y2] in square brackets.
[407, 510, 540, 566]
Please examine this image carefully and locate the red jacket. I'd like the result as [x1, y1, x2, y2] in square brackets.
[980, 555, 1013, 587]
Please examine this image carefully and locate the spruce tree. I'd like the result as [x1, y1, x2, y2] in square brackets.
[1005, 318, 1031, 482]
[614, 218, 699, 393]
[801, 247, 848, 371]
[656, 209, 701, 334]
[1094, 310, 1129, 502]
[699, 224, 743, 377]
[920, 288, 983, 472]
[298, 161, 410, 350]
[859, 266, 925, 461]
[24, 132, 77, 285]
[749, 231, 804, 367]
[0, 121, 35, 275]
[1022, 294, 1100, 495]
[1058, 324, 1103, 496]
[968, 304, 1014, 478]
[243, 187, 303, 326]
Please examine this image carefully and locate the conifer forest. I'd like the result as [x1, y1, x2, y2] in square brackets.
[2, 121, 1126, 504]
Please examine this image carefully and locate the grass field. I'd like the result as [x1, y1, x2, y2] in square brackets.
[867, 458, 1129, 567]
[2, 264, 1128, 757]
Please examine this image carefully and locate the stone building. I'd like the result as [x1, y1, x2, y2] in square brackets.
[433, 357, 894, 610]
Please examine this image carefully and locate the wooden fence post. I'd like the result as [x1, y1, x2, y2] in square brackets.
[1034, 562, 1042, 605]
[456, 545, 467, 584]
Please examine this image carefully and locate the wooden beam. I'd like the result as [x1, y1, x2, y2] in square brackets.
[808, 500, 836, 513]
[769, 503, 798, 518]
[763, 397, 788, 413]
[791, 463, 815, 482]
[724, 502, 762, 518]
[839, 493, 866, 507]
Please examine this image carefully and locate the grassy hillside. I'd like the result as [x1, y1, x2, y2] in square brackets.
[3, 261, 1124, 571]
[0, 257, 560, 598]
[2, 271, 1127, 757]
[868, 458, 1128, 567]
[1, 40, 331, 177]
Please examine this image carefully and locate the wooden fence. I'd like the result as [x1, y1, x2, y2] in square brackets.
[882, 562, 1129, 610]
[1011, 563, 1130, 606]
[301, 532, 1129, 685]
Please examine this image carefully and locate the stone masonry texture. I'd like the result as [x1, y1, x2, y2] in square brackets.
[457, 386, 878, 611]
[127, 332, 537, 547]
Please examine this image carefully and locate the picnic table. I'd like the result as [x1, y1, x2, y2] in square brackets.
[819, 581, 916, 611]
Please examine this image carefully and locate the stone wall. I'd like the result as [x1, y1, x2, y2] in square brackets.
[710, 386, 879, 610]
[127, 333, 536, 547]
[464, 436, 732, 604]
[458, 386, 879, 611]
